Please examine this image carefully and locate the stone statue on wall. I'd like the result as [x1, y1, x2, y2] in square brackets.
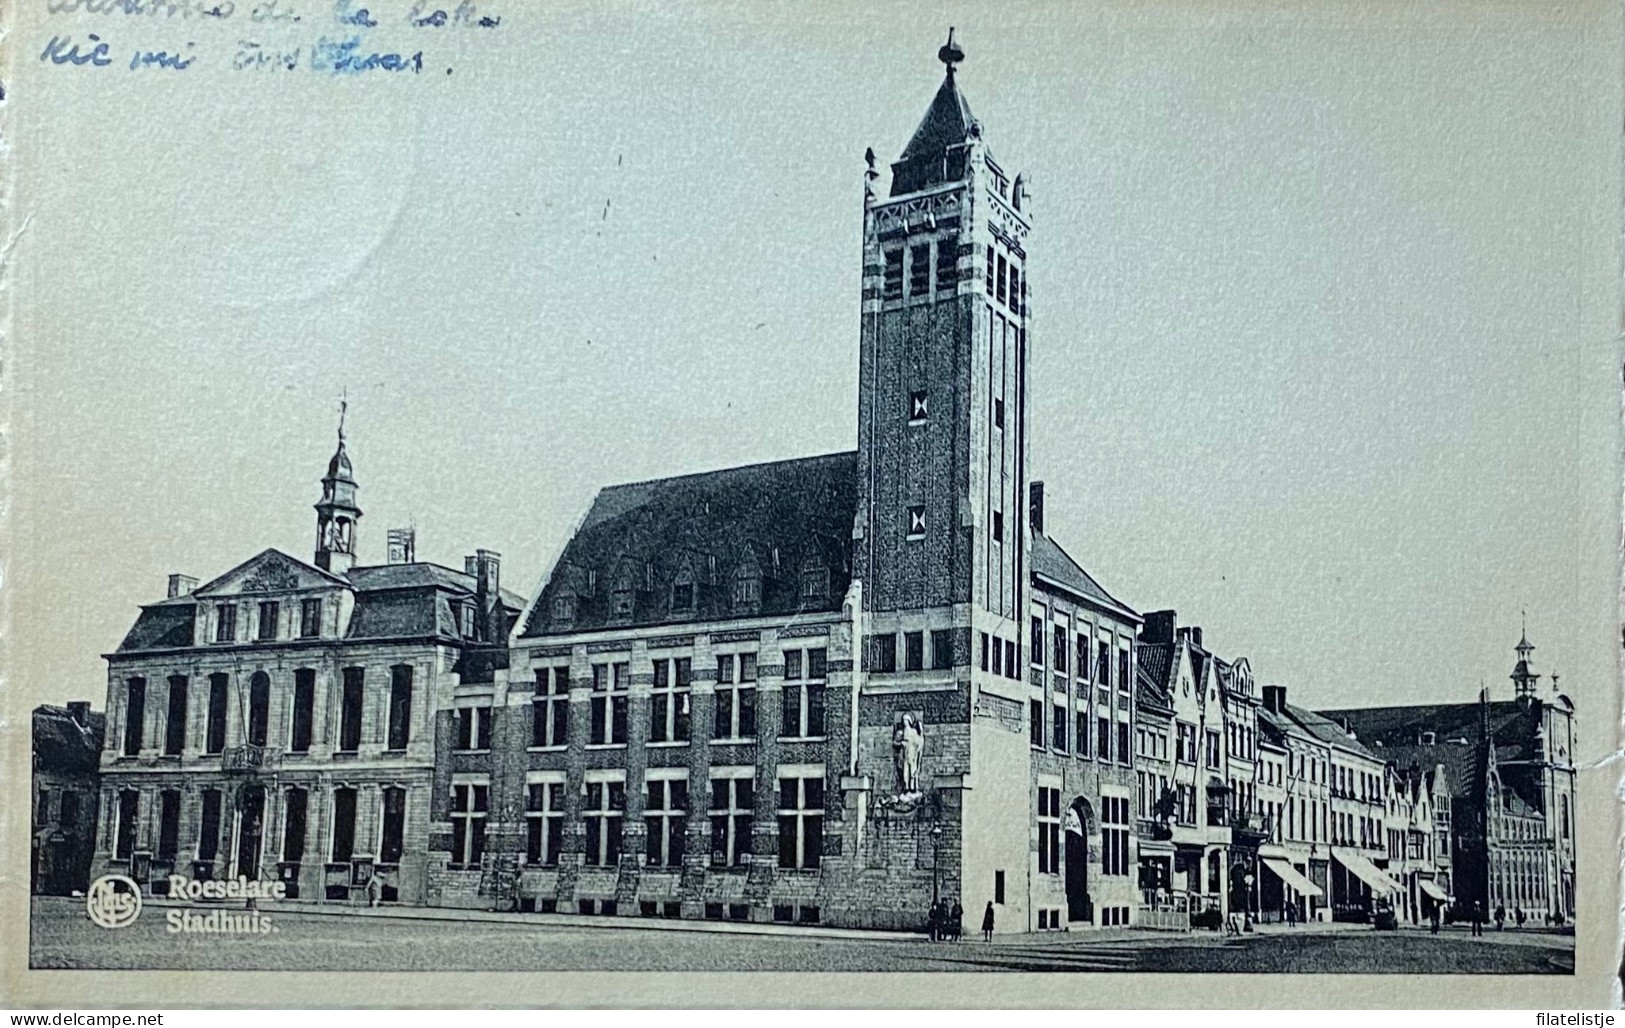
[892, 712, 923, 795]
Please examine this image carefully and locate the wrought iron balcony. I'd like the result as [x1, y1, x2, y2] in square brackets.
[221, 744, 279, 773]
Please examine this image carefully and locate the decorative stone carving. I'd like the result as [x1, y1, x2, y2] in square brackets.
[892, 712, 924, 796]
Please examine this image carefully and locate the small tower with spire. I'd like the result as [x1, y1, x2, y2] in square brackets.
[1510, 615, 1540, 699]
[314, 395, 363, 574]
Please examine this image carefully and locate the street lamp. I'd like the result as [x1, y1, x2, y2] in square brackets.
[1243, 873, 1256, 931]
[930, 824, 944, 905]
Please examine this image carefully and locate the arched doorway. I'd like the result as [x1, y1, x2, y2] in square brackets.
[1064, 798, 1093, 923]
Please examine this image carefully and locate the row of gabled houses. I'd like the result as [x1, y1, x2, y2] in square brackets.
[34, 34, 1579, 934]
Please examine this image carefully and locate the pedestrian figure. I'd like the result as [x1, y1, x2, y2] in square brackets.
[1515, 906, 1525, 928]
[364, 872, 383, 908]
[927, 901, 941, 942]
[1471, 900, 1484, 937]
[1494, 903, 1505, 931]
[981, 901, 996, 942]
[1429, 905, 1440, 935]
[950, 901, 964, 942]
[1285, 900, 1297, 927]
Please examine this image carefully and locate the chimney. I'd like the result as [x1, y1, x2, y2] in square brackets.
[1262, 685, 1286, 714]
[464, 555, 479, 576]
[167, 574, 198, 598]
[475, 549, 500, 599]
[67, 701, 90, 726]
[1190, 626, 1203, 648]
[1028, 481, 1045, 536]
[1142, 610, 1177, 645]
[387, 527, 416, 565]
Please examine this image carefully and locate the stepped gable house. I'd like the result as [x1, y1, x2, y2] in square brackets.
[479, 34, 1144, 932]
[93, 423, 524, 906]
[32, 701, 106, 896]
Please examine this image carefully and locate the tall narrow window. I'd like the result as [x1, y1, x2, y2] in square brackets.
[115, 789, 140, 860]
[282, 787, 308, 862]
[1098, 716, 1112, 763]
[1053, 626, 1069, 675]
[455, 706, 492, 751]
[299, 597, 322, 638]
[1030, 617, 1044, 668]
[257, 601, 279, 641]
[1037, 787, 1061, 874]
[387, 665, 413, 750]
[934, 238, 957, 292]
[645, 777, 688, 868]
[1029, 700, 1044, 748]
[590, 662, 630, 745]
[713, 653, 757, 740]
[1102, 797, 1129, 876]
[649, 657, 692, 744]
[709, 774, 753, 867]
[163, 676, 187, 756]
[525, 781, 564, 866]
[1052, 701, 1068, 753]
[781, 647, 827, 739]
[449, 781, 487, 868]
[1096, 641, 1110, 687]
[248, 671, 270, 747]
[996, 253, 1008, 305]
[532, 666, 569, 748]
[339, 668, 364, 752]
[904, 631, 924, 672]
[122, 678, 146, 756]
[583, 779, 624, 866]
[883, 248, 904, 301]
[1008, 265, 1022, 315]
[984, 244, 995, 296]
[1118, 720, 1131, 767]
[871, 634, 897, 674]
[1077, 635, 1091, 681]
[1118, 650, 1131, 698]
[205, 673, 228, 755]
[291, 669, 316, 753]
[908, 243, 930, 298]
[330, 786, 357, 863]
[931, 629, 953, 671]
[1076, 707, 1090, 758]
[777, 774, 825, 869]
[380, 786, 406, 864]
[215, 603, 237, 643]
[198, 788, 222, 862]
[156, 790, 180, 860]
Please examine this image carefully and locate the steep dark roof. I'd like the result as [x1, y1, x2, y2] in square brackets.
[899, 72, 975, 164]
[1320, 700, 1540, 763]
[520, 452, 859, 638]
[346, 562, 526, 610]
[1287, 704, 1381, 760]
[1134, 641, 1175, 714]
[117, 599, 196, 652]
[1031, 534, 1138, 620]
[32, 704, 105, 776]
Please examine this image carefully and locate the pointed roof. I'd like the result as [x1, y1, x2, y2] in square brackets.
[899, 69, 975, 164]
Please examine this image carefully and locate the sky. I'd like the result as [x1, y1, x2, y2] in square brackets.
[9, 0, 1620, 738]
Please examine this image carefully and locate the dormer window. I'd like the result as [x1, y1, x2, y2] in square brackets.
[552, 594, 575, 623]
[799, 559, 829, 602]
[671, 569, 695, 613]
[460, 602, 476, 637]
[299, 598, 323, 638]
[214, 603, 237, 643]
[257, 601, 279, 641]
[611, 579, 635, 617]
[732, 567, 760, 609]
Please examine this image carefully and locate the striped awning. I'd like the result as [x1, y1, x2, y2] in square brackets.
[1333, 848, 1403, 896]
[1261, 857, 1323, 899]
[1419, 879, 1451, 902]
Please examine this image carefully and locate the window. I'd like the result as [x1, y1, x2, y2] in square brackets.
[1005, 639, 1019, 678]
[992, 510, 1004, 543]
[995, 869, 1006, 904]
[985, 244, 996, 295]
[1077, 635, 1091, 681]
[988, 633, 1000, 675]
[908, 390, 929, 422]
[115, 789, 140, 860]
[934, 238, 957, 292]
[1076, 707, 1090, 758]
[198, 788, 222, 861]
[713, 654, 757, 739]
[339, 667, 364, 752]
[1098, 716, 1112, 762]
[1053, 625, 1068, 674]
[645, 776, 688, 867]
[244, 671, 270, 747]
[449, 781, 487, 868]
[1205, 730, 1220, 770]
[525, 780, 565, 866]
[122, 678, 146, 755]
[1100, 796, 1129, 877]
[299, 598, 322, 638]
[205, 673, 228, 755]
[1052, 702, 1068, 753]
[282, 788, 307, 862]
[1008, 265, 1022, 314]
[215, 603, 237, 643]
[380, 786, 406, 864]
[904, 631, 924, 671]
[583, 779, 625, 866]
[709, 773, 754, 867]
[163, 676, 187, 756]
[650, 657, 692, 743]
[331, 786, 358, 863]
[799, 560, 830, 601]
[611, 581, 634, 618]
[1096, 640, 1111, 686]
[1118, 721, 1131, 766]
[1037, 786, 1061, 874]
[585, 662, 627, 745]
[1029, 699, 1044, 748]
[532, 666, 570, 748]
[455, 705, 493, 751]
[777, 774, 825, 869]
[871, 634, 897, 674]
[387, 665, 412, 750]
[906, 505, 926, 539]
[883, 248, 903, 301]
[1176, 723, 1197, 764]
[732, 567, 760, 608]
[930, 629, 953, 670]
[996, 253, 1008, 305]
[781, 647, 827, 739]
[909, 243, 930, 297]
[291, 669, 315, 753]
[671, 572, 695, 612]
[994, 397, 1005, 430]
[257, 601, 279, 641]
[156, 790, 180, 860]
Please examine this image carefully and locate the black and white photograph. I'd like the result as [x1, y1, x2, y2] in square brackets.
[3, 0, 1620, 1009]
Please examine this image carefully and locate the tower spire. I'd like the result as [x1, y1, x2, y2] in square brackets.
[937, 27, 964, 77]
[315, 398, 362, 574]
[1511, 620, 1539, 699]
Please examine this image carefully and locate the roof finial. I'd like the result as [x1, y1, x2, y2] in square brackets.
[938, 27, 964, 76]
[337, 388, 349, 445]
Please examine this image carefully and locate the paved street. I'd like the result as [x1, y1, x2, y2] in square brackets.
[29, 897, 1573, 974]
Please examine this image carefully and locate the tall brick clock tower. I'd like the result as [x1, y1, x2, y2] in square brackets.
[851, 31, 1035, 924]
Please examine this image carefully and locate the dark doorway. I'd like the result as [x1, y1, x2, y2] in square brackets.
[236, 786, 266, 880]
[1064, 799, 1092, 922]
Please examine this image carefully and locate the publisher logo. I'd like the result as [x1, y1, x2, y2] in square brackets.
[86, 873, 142, 929]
